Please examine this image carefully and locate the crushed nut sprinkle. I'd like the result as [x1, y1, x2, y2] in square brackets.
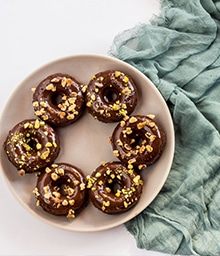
[90, 94, 96, 101]
[67, 187, 74, 196]
[42, 115, 49, 120]
[110, 102, 121, 111]
[123, 75, 129, 83]
[67, 209, 75, 219]
[57, 168, 65, 176]
[45, 142, 53, 148]
[95, 172, 102, 178]
[120, 120, 126, 127]
[51, 172, 59, 181]
[69, 199, 75, 206]
[119, 108, 128, 117]
[81, 84, 87, 93]
[73, 180, 80, 186]
[94, 81, 103, 88]
[40, 101, 47, 107]
[113, 150, 119, 157]
[122, 87, 131, 95]
[125, 127, 132, 134]
[36, 143, 42, 150]
[148, 121, 155, 127]
[116, 139, 123, 146]
[51, 77, 60, 83]
[46, 83, 56, 91]
[80, 183, 86, 190]
[133, 175, 143, 185]
[147, 114, 155, 119]
[146, 145, 153, 152]
[44, 192, 51, 199]
[114, 71, 121, 77]
[138, 164, 147, 170]
[61, 77, 67, 87]
[32, 101, 39, 107]
[86, 101, 92, 107]
[58, 111, 66, 119]
[18, 169, 25, 176]
[40, 149, 50, 160]
[62, 199, 69, 206]
[129, 116, 138, 124]
[137, 120, 148, 129]
[128, 158, 136, 165]
[105, 187, 111, 193]
[52, 191, 61, 198]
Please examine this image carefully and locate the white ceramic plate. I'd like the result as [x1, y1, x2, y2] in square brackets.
[0, 54, 174, 232]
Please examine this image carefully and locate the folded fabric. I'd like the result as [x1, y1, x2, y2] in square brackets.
[110, 0, 220, 255]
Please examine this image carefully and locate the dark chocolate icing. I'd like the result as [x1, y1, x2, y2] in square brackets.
[34, 163, 88, 218]
[4, 119, 60, 174]
[110, 115, 166, 170]
[85, 70, 138, 123]
[33, 73, 85, 126]
[87, 161, 143, 214]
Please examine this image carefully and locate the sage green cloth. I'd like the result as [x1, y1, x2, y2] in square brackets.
[110, 1, 220, 255]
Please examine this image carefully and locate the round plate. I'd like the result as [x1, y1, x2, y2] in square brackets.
[0, 54, 174, 232]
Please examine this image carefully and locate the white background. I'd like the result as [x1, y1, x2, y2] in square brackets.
[0, 1, 171, 256]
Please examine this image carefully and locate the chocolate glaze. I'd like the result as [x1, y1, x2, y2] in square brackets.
[111, 115, 166, 170]
[34, 163, 88, 218]
[87, 161, 143, 214]
[33, 73, 85, 126]
[4, 119, 60, 174]
[85, 70, 138, 122]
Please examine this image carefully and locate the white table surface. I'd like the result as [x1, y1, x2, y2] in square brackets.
[0, 1, 171, 255]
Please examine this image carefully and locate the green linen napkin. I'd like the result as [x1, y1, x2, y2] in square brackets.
[110, 0, 220, 255]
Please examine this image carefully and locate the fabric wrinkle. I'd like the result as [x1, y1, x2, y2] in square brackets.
[109, 0, 220, 255]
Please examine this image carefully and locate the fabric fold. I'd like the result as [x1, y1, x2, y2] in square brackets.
[110, 0, 220, 255]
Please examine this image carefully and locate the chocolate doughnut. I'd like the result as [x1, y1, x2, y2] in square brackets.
[4, 119, 60, 175]
[85, 70, 138, 122]
[110, 115, 166, 170]
[32, 73, 85, 126]
[33, 163, 88, 218]
[87, 161, 143, 214]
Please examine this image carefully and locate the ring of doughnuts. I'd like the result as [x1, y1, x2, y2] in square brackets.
[87, 161, 143, 214]
[4, 69, 166, 219]
[110, 115, 166, 170]
[4, 119, 60, 175]
[32, 73, 85, 126]
[85, 70, 138, 122]
[33, 163, 88, 218]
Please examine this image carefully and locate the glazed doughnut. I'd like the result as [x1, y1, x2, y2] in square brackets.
[33, 163, 88, 218]
[32, 73, 85, 126]
[110, 115, 166, 170]
[87, 161, 143, 214]
[85, 70, 138, 122]
[4, 119, 60, 175]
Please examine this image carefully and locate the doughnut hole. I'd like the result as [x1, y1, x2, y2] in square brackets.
[102, 86, 120, 103]
[51, 176, 73, 197]
[106, 179, 123, 194]
[129, 133, 145, 148]
[50, 87, 69, 109]
[51, 92, 64, 106]
[22, 129, 44, 154]
[24, 137, 37, 150]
